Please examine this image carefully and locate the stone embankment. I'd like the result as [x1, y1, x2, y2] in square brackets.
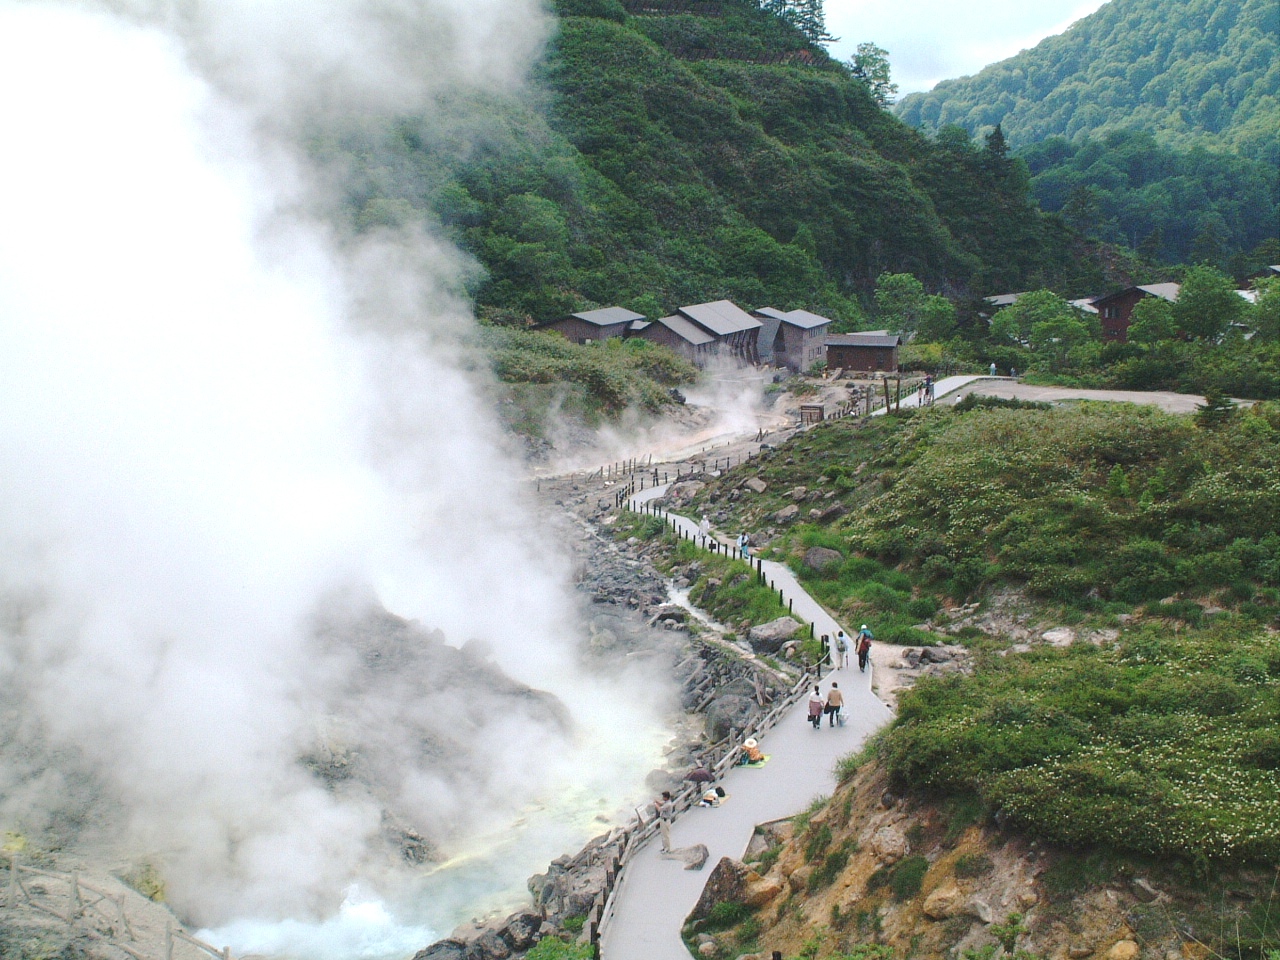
[415, 476, 798, 960]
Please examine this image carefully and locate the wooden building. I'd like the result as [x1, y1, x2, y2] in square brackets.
[1093, 283, 1180, 342]
[754, 307, 833, 371]
[541, 306, 646, 344]
[825, 333, 900, 372]
[677, 300, 761, 363]
[633, 313, 717, 365]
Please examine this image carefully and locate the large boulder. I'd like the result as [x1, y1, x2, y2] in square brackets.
[744, 477, 768, 494]
[747, 617, 803, 655]
[774, 504, 800, 523]
[704, 694, 757, 740]
[690, 858, 750, 922]
[413, 942, 469, 960]
[803, 547, 843, 571]
[923, 881, 964, 920]
[813, 503, 848, 524]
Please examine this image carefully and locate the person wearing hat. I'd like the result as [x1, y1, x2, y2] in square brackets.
[857, 624, 874, 672]
[742, 737, 764, 764]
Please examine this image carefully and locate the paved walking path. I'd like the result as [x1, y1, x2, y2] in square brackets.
[602, 489, 893, 960]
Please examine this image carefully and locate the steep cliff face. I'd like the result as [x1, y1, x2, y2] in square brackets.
[686, 763, 1274, 960]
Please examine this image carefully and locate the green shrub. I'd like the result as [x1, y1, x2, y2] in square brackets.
[955, 853, 995, 878]
[890, 855, 930, 900]
[703, 901, 750, 930]
[527, 937, 593, 960]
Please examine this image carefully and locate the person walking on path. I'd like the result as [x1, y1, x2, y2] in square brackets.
[834, 630, 849, 669]
[825, 682, 845, 726]
[699, 514, 710, 546]
[807, 685, 824, 729]
[989, 362, 997, 376]
[737, 532, 751, 559]
[857, 624, 874, 672]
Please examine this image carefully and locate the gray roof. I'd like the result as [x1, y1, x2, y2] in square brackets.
[655, 314, 716, 346]
[780, 309, 833, 329]
[628, 319, 652, 331]
[826, 333, 901, 348]
[754, 307, 790, 322]
[570, 306, 646, 326]
[984, 292, 1028, 307]
[678, 300, 761, 336]
[1136, 283, 1180, 302]
[1070, 298, 1099, 314]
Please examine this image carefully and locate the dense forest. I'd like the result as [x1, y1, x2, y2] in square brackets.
[895, 0, 1279, 272]
[324, 0, 1113, 328]
[896, 0, 1279, 162]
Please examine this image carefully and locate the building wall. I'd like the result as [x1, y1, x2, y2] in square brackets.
[635, 324, 713, 365]
[1096, 289, 1148, 342]
[544, 317, 629, 344]
[826, 344, 898, 372]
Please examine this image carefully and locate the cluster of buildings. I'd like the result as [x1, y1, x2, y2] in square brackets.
[988, 266, 1278, 343]
[541, 299, 901, 372]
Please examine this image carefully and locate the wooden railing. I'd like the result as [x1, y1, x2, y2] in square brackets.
[2, 855, 234, 960]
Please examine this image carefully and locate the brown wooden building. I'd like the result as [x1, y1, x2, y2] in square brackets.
[754, 307, 833, 371]
[825, 333, 900, 372]
[541, 306, 647, 344]
[633, 314, 717, 365]
[1093, 283, 1180, 342]
[677, 300, 761, 363]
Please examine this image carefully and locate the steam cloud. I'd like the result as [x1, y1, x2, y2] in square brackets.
[0, 0, 670, 936]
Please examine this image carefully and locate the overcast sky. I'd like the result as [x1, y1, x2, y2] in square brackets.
[825, 0, 1109, 95]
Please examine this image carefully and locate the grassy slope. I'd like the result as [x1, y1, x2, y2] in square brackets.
[678, 399, 1280, 870]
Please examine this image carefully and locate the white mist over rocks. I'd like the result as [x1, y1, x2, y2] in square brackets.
[0, 0, 673, 944]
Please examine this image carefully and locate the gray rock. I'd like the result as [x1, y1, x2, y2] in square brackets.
[705, 694, 757, 741]
[413, 941, 469, 960]
[747, 617, 803, 655]
[814, 503, 847, 523]
[472, 930, 511, 959]
[745, 477, 768, 494]
[502, 914, 543, 949]
[920, 646, 955, 664]
[803, 546, 843, 571]
[1131, 877, 1161, 903]
[787, 486, 808, 500]
[774, 504, 800, 523]
[902, 648, 922, 668]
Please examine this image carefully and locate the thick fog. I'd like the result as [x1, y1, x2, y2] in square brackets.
[0, 0, 672, 937]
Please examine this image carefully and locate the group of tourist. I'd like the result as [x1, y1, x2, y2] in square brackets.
[829, 625, 873, 671]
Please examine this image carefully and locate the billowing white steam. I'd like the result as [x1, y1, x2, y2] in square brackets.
[0, 0, 671, 940]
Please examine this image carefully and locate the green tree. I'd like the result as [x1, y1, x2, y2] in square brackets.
[1128, 296, 1178, 344]
[1173, 264, 1245, 340]
[989, 290, 1078, 345]
[1251, 276, 1280, 342]
[848, 42, 897, 107]
[918, 295, 958, 341]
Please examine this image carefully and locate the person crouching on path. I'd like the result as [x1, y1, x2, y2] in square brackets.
[807, 685, 824, 729]
[825, 681, 844, 726]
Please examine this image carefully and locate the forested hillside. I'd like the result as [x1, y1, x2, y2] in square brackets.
[894, 0, 1279, 272]
[896, 0, 1279, 163]
[326, 0, 1109, 327]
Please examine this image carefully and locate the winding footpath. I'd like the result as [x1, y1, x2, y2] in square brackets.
[601, 375, 989, 958]
[601, 488, 892, 960]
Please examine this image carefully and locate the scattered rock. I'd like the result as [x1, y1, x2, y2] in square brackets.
[869, 825, 907, 864]
[1105, 941, 1140, 960]
[774, 504, 800, 523]
[1069, 947, 1094, 958]
[813, 503, 848, 524]
[747, 617, 803, 655]
[742, 875, 785, 908]
[787, 486, 808, 500]
[803, 547, 843, 571]
[1131, 878, 1161, 903]
[698, 941, 718, 957]
[745, 477, 768, 494]
[1042, 627, 1076, 646]
[923, 881, 964, 920]
[966, 898, 994, 924]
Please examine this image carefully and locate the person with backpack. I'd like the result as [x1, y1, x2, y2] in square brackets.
[834, 630, 849, 669]
[857, 624, 873, 672]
